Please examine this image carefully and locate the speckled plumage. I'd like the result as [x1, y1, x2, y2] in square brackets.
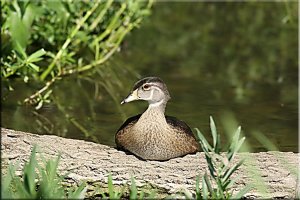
[115, 77, 199, 161]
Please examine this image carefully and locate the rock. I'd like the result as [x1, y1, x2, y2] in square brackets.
[1, 128, 299, 198]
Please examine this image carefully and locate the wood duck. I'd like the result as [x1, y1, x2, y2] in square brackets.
[115, 77, 199, 161]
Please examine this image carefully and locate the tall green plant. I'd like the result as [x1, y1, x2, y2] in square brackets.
[1, 146, 87, 199]
[96, 174, 156, 199]
[1, 0, 153, 108]
[194, 116, 251, 199]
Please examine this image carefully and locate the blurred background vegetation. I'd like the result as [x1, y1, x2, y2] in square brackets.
[1, 1, 298, 152]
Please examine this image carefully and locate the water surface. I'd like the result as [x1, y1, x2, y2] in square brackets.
[2, 2, 298, 152]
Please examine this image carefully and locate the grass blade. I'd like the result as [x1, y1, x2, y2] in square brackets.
[1, 163, 17, 199]
[203, 173, 213, 195]
[23, 146, 37, 197]
[209, 116, 218, 152]
[231, 184, 252, 199]
[195, 176, 201, 200]
[227, 126, 242, 160]
[129, 176, 138, 200]
[201, 176, 209, 199]
[222, 159, 244, 184]
[68, 183, 87, 199]
[195, 128, 213, 152]
[107, 173, 115, 199]
[26, 48, 46, 63]
[216, 178, 225, 198]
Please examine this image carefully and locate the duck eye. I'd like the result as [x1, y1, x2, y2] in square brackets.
[142, 84, 150, 90]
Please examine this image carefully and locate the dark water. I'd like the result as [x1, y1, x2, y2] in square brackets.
[2, 2, 298, 152]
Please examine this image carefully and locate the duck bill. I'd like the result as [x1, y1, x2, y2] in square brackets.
[121, 89, 139, 104]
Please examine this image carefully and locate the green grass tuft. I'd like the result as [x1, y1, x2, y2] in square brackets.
[1, 146, 87, 199]
[194, 116, 252, 199]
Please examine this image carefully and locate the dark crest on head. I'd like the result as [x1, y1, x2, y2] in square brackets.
[132, 77, 164, 91]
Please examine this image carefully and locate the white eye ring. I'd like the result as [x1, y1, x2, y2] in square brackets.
[142, 84, 151, 90]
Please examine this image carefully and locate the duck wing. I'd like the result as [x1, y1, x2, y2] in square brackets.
[115, 114, 142, 149]
[116, 114, 142, 133]
[165, 115, 195, 138]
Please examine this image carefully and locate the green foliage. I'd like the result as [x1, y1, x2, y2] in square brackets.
[99, 174, 156, 199]
[100, 173, 124, 199]
[1, 0, 153, 106]
[1, 146, 87, 199]
[194, 116, 251, 199]
[129, 177, 156, 199]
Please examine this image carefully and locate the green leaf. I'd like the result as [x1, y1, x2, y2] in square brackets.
[107, 173, 118, 199]
[231, 184, 252, 199]
[35, 99, 43, 110]
[205, 154, 216, 179]
[183, 189, 193, 199]
[195, 128, 213, 152]
[232, 137, 245, 158]
[43, 90, 53, 99]
[9, 12, 30, 50]
[22, 4, 38, 30]
[23, 146, 37, 198]
[1, 163, 16, 199]
[26, 49, 46, 63]
[195, 176, 201, 200]
[223, 174, 241, 189]
[203, 173, 213, 195]
[12, 1, 22, 17]
[28, 63, 40, 72]
[147, 190, 157, 199]
[108, 174, 113, 197]
[89, 0, 113, 31]
[138, 191, 145, 199]
[14, 175, 30, 198]
[14, 41, 27, 59]
[129, 176, 137, 200]
[46, 0, 69, 27]
[227, 126, 242, 160]
[37, 153, 65, 199]
[209, 116, 218, 152]
[215, 178, 225, 198]
[222, 159, 244, 184]
[47, 154, 60, 182]
[68, 183, 87, 199]
[201, 176, 209, 199]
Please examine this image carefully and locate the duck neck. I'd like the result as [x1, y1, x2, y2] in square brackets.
[148, 99, 167, 112]
[139, 100, 167, 125]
